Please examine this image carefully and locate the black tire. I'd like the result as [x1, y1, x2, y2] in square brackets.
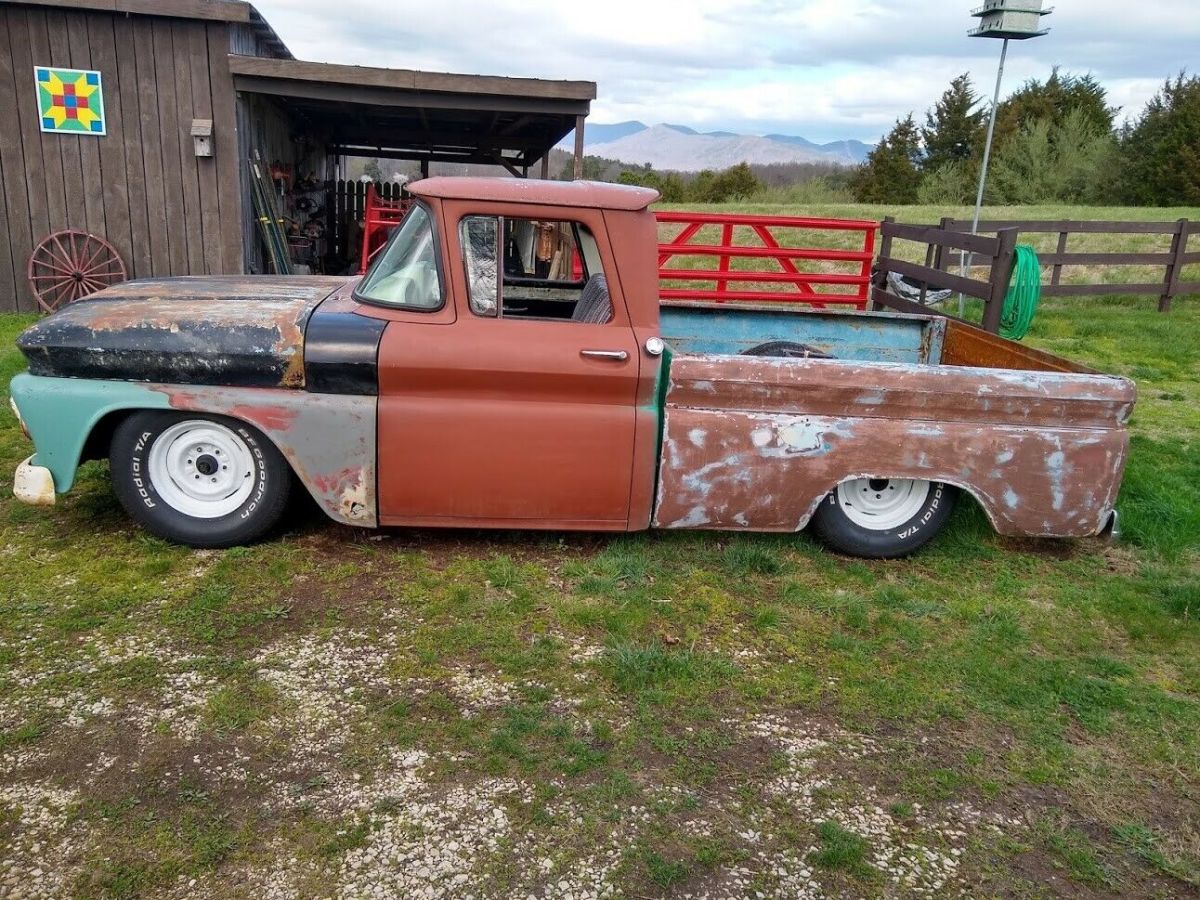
[109, 410, 291, 548]
[810, 478, 957, 559]
[741, 340, 834, 359]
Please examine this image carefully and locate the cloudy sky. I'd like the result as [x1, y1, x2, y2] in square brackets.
[252, 0, 1198, 144]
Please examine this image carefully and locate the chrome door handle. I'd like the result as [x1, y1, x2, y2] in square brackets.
[580, 349, 629, 361]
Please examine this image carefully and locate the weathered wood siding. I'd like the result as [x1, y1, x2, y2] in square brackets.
[0, 5, 242, 312]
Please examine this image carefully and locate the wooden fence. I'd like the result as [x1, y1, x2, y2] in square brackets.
[937, 218, 1198, 311]
[870, 218, 1018, 334]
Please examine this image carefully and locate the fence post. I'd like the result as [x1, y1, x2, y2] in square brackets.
[869, 217, 894, 311]
[1051, 229, 1068, 287]
[1161, 218, 1190, 312]
[982, 227, 1018, 334]
[933, 216, 953, 271]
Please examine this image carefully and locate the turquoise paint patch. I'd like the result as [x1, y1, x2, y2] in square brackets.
[660, 306, 930, 364]
[8, 373, 169, 492]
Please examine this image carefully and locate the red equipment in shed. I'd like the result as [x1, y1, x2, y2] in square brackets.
[359, 184, 412, 274]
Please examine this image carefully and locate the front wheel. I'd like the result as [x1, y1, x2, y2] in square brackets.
[109, 411, 291, 548]
[810, 477, 956, 559]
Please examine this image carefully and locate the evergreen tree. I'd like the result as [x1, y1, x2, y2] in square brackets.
[988, 108, 1115, 204]
[995, 69, 1117, 149]
[922, 74, 986, 172]
[1117, 73, 1200, 205]
[850, 115, 923, 203]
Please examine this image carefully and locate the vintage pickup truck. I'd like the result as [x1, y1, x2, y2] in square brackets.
[9, 177, 1136, 558]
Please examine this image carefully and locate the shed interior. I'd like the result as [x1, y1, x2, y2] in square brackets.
[230, 57, 593, 275]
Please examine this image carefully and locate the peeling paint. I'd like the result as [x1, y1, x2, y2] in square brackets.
[16, 277, 351, 389]
[160, 385, 377, 527]
[652, 353, 1134, 538]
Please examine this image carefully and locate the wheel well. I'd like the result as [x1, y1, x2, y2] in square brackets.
[81, 408, 135, 463]
[824, 475, 997, 532]
[83, 407, 305, 484]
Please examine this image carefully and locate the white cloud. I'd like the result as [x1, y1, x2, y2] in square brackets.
[251, 0, 1197, 141]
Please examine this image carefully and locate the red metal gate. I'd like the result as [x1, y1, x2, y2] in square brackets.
[657, 211, 878, 309]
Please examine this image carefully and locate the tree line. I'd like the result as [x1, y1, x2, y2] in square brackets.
[853, 70, 1200, 207]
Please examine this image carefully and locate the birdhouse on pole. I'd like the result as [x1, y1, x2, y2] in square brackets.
[969, 0, 1052, 40]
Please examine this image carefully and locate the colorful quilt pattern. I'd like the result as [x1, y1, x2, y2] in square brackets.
[36, 67, 106, 135]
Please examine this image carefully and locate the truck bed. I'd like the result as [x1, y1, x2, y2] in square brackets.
[655, 302, 1135, 538]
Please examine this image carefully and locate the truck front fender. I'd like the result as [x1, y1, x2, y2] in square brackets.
[9, 374, 377, 527]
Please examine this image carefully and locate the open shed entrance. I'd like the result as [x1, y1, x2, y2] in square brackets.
[230, 57, 594, 275]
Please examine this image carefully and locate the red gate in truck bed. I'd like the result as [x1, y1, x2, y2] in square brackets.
[656, 211, 877, 309]
[361, 200, 878, 309]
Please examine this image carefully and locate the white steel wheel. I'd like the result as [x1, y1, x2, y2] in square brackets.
[146, 419, 257, 519]
[812, 476, 957, 559]
[834, 478, 932, 531]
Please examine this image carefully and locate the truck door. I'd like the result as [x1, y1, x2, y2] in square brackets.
[373, 201, 642, 529]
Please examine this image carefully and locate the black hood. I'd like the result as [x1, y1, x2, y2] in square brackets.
[17, 276, 354, 388]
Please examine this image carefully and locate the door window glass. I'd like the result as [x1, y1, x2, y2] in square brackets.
[458, 215, 612, 323]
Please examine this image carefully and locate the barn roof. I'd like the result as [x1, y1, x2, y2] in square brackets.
[7, 0, 293, 57]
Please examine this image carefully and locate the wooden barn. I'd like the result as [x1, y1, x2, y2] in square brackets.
[0, 0, 595, 312]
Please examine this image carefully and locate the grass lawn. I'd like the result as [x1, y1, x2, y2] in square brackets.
[1, 246, 1199, 895]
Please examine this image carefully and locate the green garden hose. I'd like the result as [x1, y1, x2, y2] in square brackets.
[1000, 245, 1041, 341]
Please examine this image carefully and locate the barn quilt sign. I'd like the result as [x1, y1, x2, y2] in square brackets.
[35, 67, 106, 135]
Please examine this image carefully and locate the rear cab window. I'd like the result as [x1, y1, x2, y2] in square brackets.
[459, 215, 614, 324]
[355, 203, 444, 310]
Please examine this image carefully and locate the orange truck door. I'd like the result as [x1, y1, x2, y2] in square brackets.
[376, 201, 643, 529]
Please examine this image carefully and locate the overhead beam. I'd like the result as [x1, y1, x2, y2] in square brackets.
[306, 127, 552, 154]
[330, 145, 530, 167]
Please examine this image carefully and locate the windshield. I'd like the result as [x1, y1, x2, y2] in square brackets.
[355, 203, 443, 309]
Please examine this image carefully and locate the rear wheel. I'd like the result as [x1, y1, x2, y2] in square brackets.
[810, 477, 956, 559]
[109, 411, 291, 548]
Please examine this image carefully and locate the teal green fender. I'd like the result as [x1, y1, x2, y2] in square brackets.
[9, 373, 170, 492]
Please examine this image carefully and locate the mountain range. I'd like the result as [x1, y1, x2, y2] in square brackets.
[561, 122, 872, 172]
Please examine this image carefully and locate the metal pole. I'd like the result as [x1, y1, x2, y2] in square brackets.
[961, 37, 1009, 316]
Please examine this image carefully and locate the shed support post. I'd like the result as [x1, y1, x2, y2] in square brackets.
[540, 154, 549, 179]
[420, 160, 430, 179]
[1160, 218, 1189, 312]
[572, 114, 585, 181]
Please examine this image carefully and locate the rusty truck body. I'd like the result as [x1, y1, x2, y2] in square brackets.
[9, 177, 1135, 557]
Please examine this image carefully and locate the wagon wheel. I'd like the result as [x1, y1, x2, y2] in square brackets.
[27, 230, 128, 313]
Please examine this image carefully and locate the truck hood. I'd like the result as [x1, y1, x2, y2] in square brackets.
[16, 276, 355, 389]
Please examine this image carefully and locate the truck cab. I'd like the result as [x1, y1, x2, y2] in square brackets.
[351, 178, 666, 531]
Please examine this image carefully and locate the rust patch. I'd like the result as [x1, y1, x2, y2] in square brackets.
[16, 277, 352, 390]
[228, 403, 299, 432]
[158, 384, 377, 527]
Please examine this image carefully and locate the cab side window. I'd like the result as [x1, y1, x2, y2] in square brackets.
[459, 216, 612, 323]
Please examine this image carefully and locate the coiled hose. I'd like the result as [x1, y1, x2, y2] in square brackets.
[1000, 245, 1041, 341]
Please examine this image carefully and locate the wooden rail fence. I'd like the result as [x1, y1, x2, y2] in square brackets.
[937, 217, 1198, 311]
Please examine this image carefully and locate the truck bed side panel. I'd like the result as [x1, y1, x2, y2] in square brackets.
[653, 355, 1135, 538]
